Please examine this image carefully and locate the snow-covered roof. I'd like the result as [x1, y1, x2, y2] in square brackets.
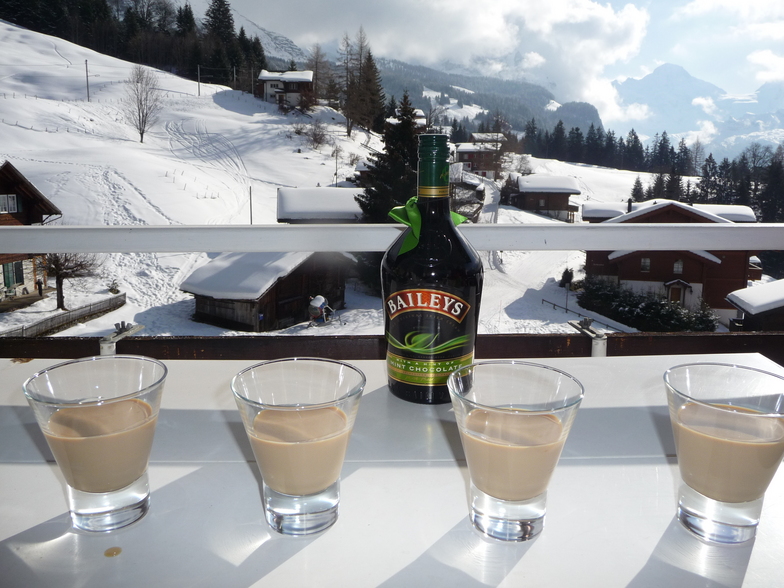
[257, 70, 314, 83]
[180, 252, 311, 300]
[511, 173, 581, 194]
[608, 249, 722, 264]
[470, 133, 507, 142]
[456, 142, 501, 152]
[277, 187, 363, 221]
[727, 279, 784, 315]
[583, 199, 757, 223]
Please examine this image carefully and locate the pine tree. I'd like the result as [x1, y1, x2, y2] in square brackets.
[550, 121, 567, 161]
[625, 129, 646, 171]
[566, 127, 584, 163]
[175, 2, 196, 36]
[698, 154, 719, 202]
[203, 0, 234, 46]
[631, 176, 645, 201]
[355, 91, 419, 223]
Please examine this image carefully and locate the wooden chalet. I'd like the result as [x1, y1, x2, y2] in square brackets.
[179, 251, 352, 332]
[255, 70, 314, 108]
[727, 279, 784, 331]
[584, 200, 762, 326]
[502, 173, 580, 222]
[0, 161, 61, 298]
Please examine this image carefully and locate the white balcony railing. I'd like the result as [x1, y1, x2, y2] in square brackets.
[2, 223, 783, 254]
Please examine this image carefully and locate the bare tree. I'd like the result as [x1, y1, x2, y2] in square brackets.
[124, 65, 163, 143]
[38, 253, 103, 310]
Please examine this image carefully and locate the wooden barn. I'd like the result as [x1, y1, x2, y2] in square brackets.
[0, 161, 61, 298]
[727, 279, 784, 331]
[179, 251, 352, 332]
[584, 200, 762, 326]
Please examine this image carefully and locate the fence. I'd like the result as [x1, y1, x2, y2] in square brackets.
[0, 293, 126, 338]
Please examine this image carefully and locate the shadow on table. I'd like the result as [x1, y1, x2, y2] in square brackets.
[378, 518, 534, 588]
[627, 518, 754, 587]
[0, 463, 319, 588]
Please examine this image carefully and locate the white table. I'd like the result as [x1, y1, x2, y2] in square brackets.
[2, 353, 783, 587]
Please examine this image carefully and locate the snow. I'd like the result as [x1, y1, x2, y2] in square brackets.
[276, 187, 363, 221]
[509, 173, 581, 194]
[727, 280, 784, 315]
[179, 252, 311, 300]
[257, 70, 313, 83]
[0, 22, 671, 340]
[584, 199, 757, 224]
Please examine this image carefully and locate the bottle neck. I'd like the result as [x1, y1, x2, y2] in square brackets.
[417, 156, 451, 219]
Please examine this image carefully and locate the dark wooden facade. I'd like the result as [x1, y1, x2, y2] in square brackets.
[191, 252, 351, 332]
[0, 161, 61, 293]
[585, 203, 760, 318]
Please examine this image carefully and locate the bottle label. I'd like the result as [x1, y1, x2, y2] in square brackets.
[385, 287, 475, 387]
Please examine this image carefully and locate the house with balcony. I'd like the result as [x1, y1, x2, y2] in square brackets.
[502, 173, 581, 222]
[0, 161, 61, 299]
[583, 200, 762, 326]
[255, 70, 314, 108]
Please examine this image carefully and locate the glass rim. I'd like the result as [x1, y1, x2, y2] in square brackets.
[447, 360, 585, 414]
[230, 356, 366, 410]
[664, 362, 784, 416]
[22, 354, 168, 407]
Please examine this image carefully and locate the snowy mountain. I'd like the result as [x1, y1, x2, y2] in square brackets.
[231, 11, 308, 66]
[614, 64, 784, 159]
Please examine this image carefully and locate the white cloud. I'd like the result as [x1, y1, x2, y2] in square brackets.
[747, 50, 784, 84]
[672, 0, 784, 21]
[521, 52, 546, 69]
[692, 96, 719, 116]
[684, 121, 720, 145]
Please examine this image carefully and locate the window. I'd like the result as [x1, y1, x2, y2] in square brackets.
[641, 258, 651, 272]
[3, 261, 23, 288]
[0, 194, 18, 213]
[673, 259, 684, 274]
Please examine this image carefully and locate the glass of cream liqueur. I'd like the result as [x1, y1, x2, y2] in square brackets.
[23, 355, 167, 532]
[447, 361, 584, 541]
[231, 358, 365, 536]
[665, 363, 784, 544]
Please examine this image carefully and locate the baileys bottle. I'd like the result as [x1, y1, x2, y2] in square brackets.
[381, 134, 483, 404]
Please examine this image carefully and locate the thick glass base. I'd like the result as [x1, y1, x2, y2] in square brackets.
[677, 484, 761, 544]
[264, 481, 339, 536]
[470, 483, 545, 542]
[68, 472, 151, 532]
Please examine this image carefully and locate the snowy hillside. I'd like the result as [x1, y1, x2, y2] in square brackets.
[0, 21, 650, 339]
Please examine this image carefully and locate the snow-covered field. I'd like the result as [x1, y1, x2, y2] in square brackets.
[0, 20, 650, 339]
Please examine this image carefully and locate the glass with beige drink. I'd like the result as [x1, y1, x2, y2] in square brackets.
[447, 361, 583, 541]
[665, 363, 784, 543]
[23, 355, 167, 532]
[231, 358, 365, 535]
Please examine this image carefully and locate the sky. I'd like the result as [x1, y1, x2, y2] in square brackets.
[222, 0, 784, 125]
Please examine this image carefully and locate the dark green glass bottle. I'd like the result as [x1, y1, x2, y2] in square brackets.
[381, 134, 484, 404]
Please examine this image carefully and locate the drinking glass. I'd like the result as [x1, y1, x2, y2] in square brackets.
[665, 362, 784, 543]
[231, 357, 365, 535]
[447, 361, 583, 541]
[23, 355, 167, 532]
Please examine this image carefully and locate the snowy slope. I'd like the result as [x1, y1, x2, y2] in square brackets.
[0, 21, 649, 339]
